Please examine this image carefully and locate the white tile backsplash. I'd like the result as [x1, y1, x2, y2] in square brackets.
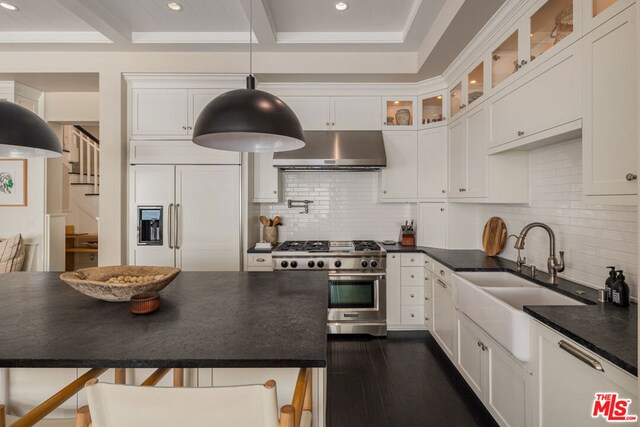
[478, 140, 638, 298]
[259, 171, 415, 241]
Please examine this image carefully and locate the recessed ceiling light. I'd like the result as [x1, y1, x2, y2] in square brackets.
[0, 2, 19, 11]
[167, 2, 183, 12]
[334, 2, 349, 11]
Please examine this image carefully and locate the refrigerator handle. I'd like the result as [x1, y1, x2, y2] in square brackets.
[175, 203, 180, 250]
[168, 203, 174, 249]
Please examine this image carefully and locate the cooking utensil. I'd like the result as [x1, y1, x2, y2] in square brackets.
[272, 216, 282, 226]
[259, 216, 270, 226]
[482, 217, 507, 256]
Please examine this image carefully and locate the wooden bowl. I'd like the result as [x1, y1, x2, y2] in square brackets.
[130, 292, 161, 314]
[60, 266, 180, 302]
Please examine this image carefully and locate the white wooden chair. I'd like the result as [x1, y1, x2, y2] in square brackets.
[82, 368, 312, 427]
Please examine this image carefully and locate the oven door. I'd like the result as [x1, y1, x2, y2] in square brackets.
[327, 272, 386, 323]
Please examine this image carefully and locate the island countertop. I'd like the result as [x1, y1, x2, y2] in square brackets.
[0, 271, 328, 369]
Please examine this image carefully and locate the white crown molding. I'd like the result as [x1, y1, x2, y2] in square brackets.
[0, 32, 111, 43]
[401, 0, 423, 42]
[441, 0, 530, 83]
[123, 73, 246, 89]
[132, 32, 258, 44]
[276, 31, 404, 44]
[257, 80, 437, 97]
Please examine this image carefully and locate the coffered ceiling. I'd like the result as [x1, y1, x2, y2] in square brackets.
[0, 0, 505, 80]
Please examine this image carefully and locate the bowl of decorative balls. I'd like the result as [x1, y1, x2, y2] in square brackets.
[59, 266, 181, 302]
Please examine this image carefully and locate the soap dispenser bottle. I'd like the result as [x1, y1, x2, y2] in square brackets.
[605, 266, 617, 302]
[611, 270, 630, 307]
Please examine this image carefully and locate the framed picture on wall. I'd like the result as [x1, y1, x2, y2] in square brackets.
[0, 159, 27, 206]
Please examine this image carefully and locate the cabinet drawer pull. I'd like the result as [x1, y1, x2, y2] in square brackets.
[626, 173, 637, 181]
[255, 258, 265, 263]
[558, 340, 604, 372]
[168, 203, 174, 249]
[437, 279, 447, 289]
[459, 188, 467, 192]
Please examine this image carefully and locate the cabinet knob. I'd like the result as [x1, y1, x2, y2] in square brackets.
[459, 188, 466, 192]
[425, 317, 429, 321]
[425, 297, 429, 301]
[331, 122, 335, 126]
[440, 270, 445, 276]
[410, 293, 415, 298]
[410, 274, 415, 278]
[626, 173, 637, 181]
[182, 126, 187, 130]
[441, 189, 446, 193]
[383, 190, 387, 194]
[392, 255, 396, 259]
[326, 122, 330, 126]
[440, 208, 445, 212]
[410, 313, 415, 318]
[273, 190, 277, 194]
[411, 258, 415, 262]
[187, 126, 193, 130]
[517, 130, 524, 136]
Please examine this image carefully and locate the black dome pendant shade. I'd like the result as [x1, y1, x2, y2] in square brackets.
[0, 100, 62, 158]
[193, 76, 305, 153]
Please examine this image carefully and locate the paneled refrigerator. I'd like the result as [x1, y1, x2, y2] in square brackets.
[129, 164, 241, 271]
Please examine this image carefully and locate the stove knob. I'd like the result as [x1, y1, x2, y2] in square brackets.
[360, 260, 368, 268]
[370, 260, 378, 268]
[308, 261, 315, 268]
[317, 260, 325, 268]
[334, 260, 342, 268]
[281, 261, 288, 268]
[290, 261, 298, 269]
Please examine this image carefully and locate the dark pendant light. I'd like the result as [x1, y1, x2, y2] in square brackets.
[192, 0, 305, 153]
[0, 100, 62, 158]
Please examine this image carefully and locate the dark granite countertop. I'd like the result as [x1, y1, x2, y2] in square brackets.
[381, 243, 638, 376]
[0, 271, 328, 369]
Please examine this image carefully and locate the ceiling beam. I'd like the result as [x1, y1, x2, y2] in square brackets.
[56, 0, 131, 45]
[237, 0, 276, 46]
[416, 0, 465, 70]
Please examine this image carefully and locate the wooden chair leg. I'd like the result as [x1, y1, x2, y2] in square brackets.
[303, 372, 312, 412]
[279, 405, 294, 427]
[75, 405, 91, 427]
[114, 368, 126, 385]
[0, 404, 6, 427]
[173, 368, 184, 387]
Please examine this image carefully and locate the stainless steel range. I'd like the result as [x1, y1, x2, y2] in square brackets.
[273, 240, 387, 336]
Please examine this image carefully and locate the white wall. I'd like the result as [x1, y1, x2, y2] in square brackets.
[44, 92, 99, 123]
[259, 171, 415, 241]
[477, 140, 638, 298]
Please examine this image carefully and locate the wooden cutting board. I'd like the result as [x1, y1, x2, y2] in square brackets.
[482, 217, 507, 256]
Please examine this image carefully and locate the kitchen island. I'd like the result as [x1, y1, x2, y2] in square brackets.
[0, 271, 328, 425]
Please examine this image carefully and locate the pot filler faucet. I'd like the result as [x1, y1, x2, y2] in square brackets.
[514, 222, 565, 284]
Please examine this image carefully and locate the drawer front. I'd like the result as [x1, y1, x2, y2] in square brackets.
[248, 254, 272, 268]
[401, 286, 424, 306]
[401, 253, 423, 267]
[433, 261, 452, 284]
[401, 305, 425, 325]
[401, 267, 424, 285]
[424, 256, 435, 272]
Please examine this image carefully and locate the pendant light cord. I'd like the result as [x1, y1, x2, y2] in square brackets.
[249, 0, 253, 76]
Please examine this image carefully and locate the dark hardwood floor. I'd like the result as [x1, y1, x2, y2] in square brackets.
[327, 331, 498, 427]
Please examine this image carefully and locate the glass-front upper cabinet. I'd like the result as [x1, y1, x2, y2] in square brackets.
[491, 30, 519, 88]
[382, 97, 417, 130]
[419, 92, 446, 129]
[586, 0, 633, 31]
[593, 0, 619, 16]
[467, 62, 484, 106]
[449, 82, 463, 118]
[530, 0, 574, 63]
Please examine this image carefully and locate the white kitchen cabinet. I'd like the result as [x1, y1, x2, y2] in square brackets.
[379, 131, 418, 201]
[418, 127, 448, 200]
[582, 4, 637, 197]
[488, 41, 582, 151]
[424, 269, 433, 329]
[130, 88, 227, 139]
[246, 253, 273, 272]
[331, 97, 382, 130]
[279, 97, 331, 130]
[417, 203, 446, 248]
[253, 152, 281, 203]
[129, 165, 241, 271]
[382, 96, 418, 130]
[448, 117, 467, 197]
[418, 91, 447, 129]
[532, 320, 637, 427]
[585, 0, 635, 33]
[129, 140, 240, 165]
[448, 104, 488, 198]
[280, 96, 381, 130]
[432, 271, 455, 361]
[386, 253, 401, 327]
[175, 165, 241, 271]
[456, 312, 531, 427]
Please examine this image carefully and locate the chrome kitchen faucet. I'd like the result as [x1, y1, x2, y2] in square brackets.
[514, 222, 565, 284]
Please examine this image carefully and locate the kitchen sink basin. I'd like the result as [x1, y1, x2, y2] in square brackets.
[454, 272, 539, 288]
[452, 272, 584, 362]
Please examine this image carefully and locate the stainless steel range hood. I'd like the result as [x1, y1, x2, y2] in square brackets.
[272, 131, 386, 170]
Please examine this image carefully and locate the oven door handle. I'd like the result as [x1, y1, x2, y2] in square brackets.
[329, 272, 385, 279]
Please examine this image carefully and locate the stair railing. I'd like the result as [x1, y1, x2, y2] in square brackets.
[68, 126, 100, 194]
